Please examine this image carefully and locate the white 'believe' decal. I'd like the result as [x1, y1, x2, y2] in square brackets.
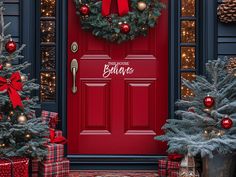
[103, 62, 134, 78]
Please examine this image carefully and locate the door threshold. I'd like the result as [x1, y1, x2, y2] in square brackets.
[67, 155, 166, 170]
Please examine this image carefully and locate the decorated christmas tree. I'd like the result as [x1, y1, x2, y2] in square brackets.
[0, 2, 48, 159]
[156, 58, 236, 158]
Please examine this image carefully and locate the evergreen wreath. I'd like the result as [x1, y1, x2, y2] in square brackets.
[74, 0, 165, 43]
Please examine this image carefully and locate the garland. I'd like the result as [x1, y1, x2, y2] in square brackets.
[74, 0, 165, 43]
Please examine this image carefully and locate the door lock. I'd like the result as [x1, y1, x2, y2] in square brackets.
[71, 42, 79, 53]
[70, 59, 78, 94]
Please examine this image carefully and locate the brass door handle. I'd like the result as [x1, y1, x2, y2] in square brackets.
[70, 59, 78, 94]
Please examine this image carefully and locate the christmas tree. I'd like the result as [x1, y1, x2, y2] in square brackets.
[0, 2, 48, 159]
[155, 58, 236, 158]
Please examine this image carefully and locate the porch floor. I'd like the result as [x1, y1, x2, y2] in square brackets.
[69, 170, 159, 177]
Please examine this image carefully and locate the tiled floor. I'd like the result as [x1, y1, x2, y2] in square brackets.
[69, 170, 159, 177]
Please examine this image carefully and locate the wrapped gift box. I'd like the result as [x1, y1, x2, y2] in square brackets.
[158, 159, 180, 169]
[158, 169, 179, 177]
[31, 158, 40, 177]
[44, 143, 64, 163]
[41, 111, 59, 129]
[158, 159, 180, 177]
[39, 158, 69, 177]
[0, 157, 29, 177]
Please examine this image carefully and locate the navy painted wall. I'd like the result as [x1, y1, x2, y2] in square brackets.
[3, 0, 20, 44]
[217, 1, 236, 58]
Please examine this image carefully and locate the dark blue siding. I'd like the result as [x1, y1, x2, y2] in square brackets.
[217, 1, 236, 57]
[3, 0, 20, 43]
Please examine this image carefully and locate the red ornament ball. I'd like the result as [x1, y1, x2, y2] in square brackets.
[5, 39, 17, 54]
[79, 5, 90, 16]
[203, 96, 215, 108]
[0, 64, 3, 70]
[120, 23, 131, 34]
[221, 117, 233, 129]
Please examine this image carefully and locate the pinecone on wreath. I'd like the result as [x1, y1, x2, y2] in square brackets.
[217, 0, 236, 23]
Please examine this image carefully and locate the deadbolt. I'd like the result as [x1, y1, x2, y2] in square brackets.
[71, 42, 78, 53]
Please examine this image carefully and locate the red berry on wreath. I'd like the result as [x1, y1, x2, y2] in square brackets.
[79, 5, 90, 16]
[0, 64, 3, 70]
[120, 23, 131, 34]
[221, 117, 233, 129]
[5, 39, 17, 54]
[203, 96, 215, 108]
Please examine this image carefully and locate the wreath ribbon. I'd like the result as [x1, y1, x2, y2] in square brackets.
[0, 72, 23, 108]
[102, 0, 129, 16]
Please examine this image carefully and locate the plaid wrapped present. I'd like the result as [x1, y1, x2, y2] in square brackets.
[158, 159, 180, 177]
[0, 157, 29, 177]
[31, 159, 40, 177]
[158, 159, 180, 169]
[39, 158, 69, 177]
[32, 172, 39, 177]
[44, 143, 64, 163]
[158, 169, 179, 177]
[41, 111, 59, 129]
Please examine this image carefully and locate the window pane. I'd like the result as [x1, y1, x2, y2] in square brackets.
[41, 47, 56, 70]
[41, 0, 56, 17]
[181, 21, 196, 43]
[40, 21, 55, 43]
[40, 72, 56, 101]
[181, 72, 196, 99]
[181, 47, 195, 69]
[181, 0, 195, 17]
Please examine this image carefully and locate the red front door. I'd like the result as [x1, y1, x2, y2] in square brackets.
[67, 0, 168, 155]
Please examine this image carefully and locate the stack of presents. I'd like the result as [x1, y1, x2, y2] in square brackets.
[0, 111, 69, 177]
[158, 153, 200, 177]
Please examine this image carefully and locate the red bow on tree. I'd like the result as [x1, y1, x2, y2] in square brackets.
[102, 0, 129, 16]
[0, 72, 23, 108]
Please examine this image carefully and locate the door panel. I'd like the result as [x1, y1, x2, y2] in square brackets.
[68, 0, 168, 155]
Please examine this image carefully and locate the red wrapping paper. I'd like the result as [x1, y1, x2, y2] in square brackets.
[158, 169, 179, 177]
[158, 159, 180, 169]
[0, 157, 29, 177]
[44, 143, 64, 163]
[39, 158, 69, 177]
[158, 159, 180, 177]
[31, 158, 40, 177]
[32, 172, 39, 177]
[31, 159, 39, 172]
[41, 111, 59, 129]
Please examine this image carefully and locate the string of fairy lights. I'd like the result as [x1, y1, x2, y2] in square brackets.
[180, 0, 197, 99]
[40, 0, 56, 102]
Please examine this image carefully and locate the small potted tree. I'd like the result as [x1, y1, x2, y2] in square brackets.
[155, 58, 236, 177]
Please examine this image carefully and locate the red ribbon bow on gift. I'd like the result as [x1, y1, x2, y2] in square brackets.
[102, 0, 129, 16]
[0, 72, 23, 108]
[168, 153, 184, 161]
[50, 129, 67, 145]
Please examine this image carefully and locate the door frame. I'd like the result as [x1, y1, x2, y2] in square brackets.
[58, 0, 217, 170]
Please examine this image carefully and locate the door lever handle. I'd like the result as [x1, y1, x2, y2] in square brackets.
[70, 59, 78, 94]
